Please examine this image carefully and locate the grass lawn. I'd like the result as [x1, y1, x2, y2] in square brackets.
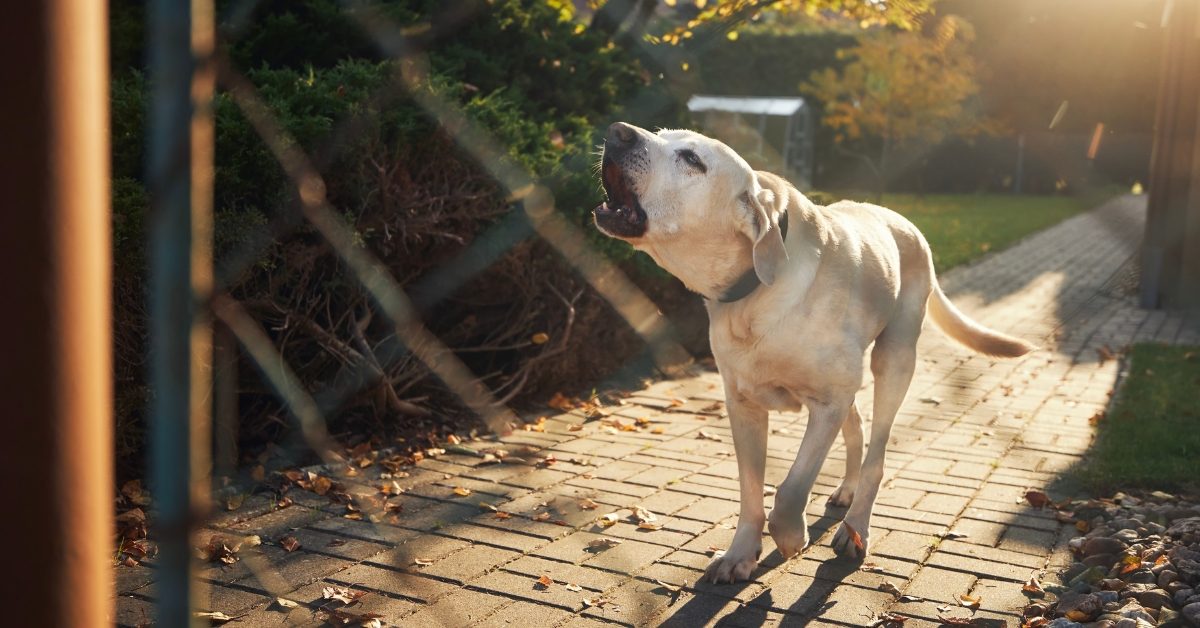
[833, 192, 1109, 271]
[1080, 344, 1200, 494]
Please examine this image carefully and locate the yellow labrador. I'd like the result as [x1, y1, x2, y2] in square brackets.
[593, 122, 1033, 583]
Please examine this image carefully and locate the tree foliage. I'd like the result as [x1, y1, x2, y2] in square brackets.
[801, 15, 991, 195]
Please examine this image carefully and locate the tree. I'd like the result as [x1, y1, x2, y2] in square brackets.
[802, 15, 991, 198]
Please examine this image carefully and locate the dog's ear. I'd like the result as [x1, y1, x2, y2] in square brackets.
[739, 180, 789, 285]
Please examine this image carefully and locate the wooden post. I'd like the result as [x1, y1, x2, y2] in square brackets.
[0, 0, 113, 624]
[1142, 0, 1200, 309]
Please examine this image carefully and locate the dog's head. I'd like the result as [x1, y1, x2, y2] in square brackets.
[594, 122, 789, 290]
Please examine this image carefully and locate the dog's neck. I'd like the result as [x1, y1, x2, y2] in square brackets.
[640, 232, 758, 300]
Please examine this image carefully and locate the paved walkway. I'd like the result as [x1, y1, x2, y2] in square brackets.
[117, 195, 1200, 627]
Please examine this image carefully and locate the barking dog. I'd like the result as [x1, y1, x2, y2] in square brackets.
[593, 122, 1033, 583]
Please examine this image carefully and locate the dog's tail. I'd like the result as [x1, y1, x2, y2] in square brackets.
[926, 282, 1036, 358]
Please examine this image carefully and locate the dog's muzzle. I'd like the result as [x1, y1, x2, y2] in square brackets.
[594, 122, 648, 239]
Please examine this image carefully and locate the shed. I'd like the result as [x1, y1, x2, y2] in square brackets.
[686, 95, 815, 188]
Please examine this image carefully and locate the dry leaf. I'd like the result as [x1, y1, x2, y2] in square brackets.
[533, 512, 551, 521]
[121, 479, 152, 506]
[696, 429, 721, 441]
[194, 611, 237, 623]
[587, 538, 623, 550]
[494, 511, 512, 520]
[942, 530, 969, 540]
[597, 513, 620, 528]
[957, 593, 981, 610]
[279, 536, 301, 552]
[578, 498, 599, 510]
[936, 616, 977, 626]
[565, 583, 582, 592]
[638, 522, 664, 531]
[631, 506, 657, 523]
[844, 521, 865, 551]
[322, 585, 367, 605]
[872, 612, 908, 626]
[919, 396, 943, 406]
[1024, 490, 1050, 508]
[861, 562, 884, 573]
[568, 424, 583, 432]
[452, 486, 472, 497]
[1022, 573, 1045, 596]
[414, 558, 433, 566]
[879, 581, 902, 597]
[654, 579, 685, 594]
[275, 598, 298, 609]
[536, 574, 554, 589]
[764, 485, 777, 496]
[898, 594, 921, 603]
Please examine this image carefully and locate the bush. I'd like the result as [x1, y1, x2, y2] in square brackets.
[111, 1, 698, 473]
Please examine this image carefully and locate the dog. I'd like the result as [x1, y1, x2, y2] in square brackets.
[593, 122, 1034, 583]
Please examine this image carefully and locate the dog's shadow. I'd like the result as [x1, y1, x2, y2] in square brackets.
[659, 511, 857, 626]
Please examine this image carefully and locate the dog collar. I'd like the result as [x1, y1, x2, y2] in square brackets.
[715, 211, 789, 303]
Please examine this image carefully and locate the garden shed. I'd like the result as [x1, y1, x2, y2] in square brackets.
[687, 95, 815, 189]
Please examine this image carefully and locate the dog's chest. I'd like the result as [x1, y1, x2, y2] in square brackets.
[708, 302, 862, 409]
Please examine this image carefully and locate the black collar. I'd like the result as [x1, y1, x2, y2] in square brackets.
[715, 210, 789, 303]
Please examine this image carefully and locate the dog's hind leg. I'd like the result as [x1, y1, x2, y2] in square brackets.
[768, 399, 850, 559]
[831, 312, 922, 558]
[702, 395, 768, 583]
[828, 403, 863, 507]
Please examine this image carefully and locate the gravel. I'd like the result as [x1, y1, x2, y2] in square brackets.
[1024, 492, 1200, 627]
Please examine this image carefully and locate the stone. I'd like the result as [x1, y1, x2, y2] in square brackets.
[1085, 554, 1119, 568]
[1047, 619, 1083, 628]
[1128, 570, 1158, 585]
[1096, 591, 1120, 604]
[1161, 570, 1180, 588]
[1111, 619, 1137, 628]
[1114, 530, 1140, 544]
[1115, 599, 1155, 624]
[1086, 537, 1130, 557]
[1176, 589, 1196, 607]
[1182, 602, 1200, 627]
[1102, 579, 1127, 591]
[1168, 518, 1200, 539]
[1132, 588, 1172, 610]
[1060, 593, 1104, 621]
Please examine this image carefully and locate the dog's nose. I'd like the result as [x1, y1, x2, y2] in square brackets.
[607, 122, 637, 147]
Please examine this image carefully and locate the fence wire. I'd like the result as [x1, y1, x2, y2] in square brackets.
[139, 1, 739, 626]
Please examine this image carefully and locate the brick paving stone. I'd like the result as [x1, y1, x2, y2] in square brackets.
[583, 538, 674, 573]
[904, 566, 977, 603]
[116, 197, 1200, 627]
[504, 555, 628, 591]
[403, 587, 510, 626]
[326, 564, 458, 603]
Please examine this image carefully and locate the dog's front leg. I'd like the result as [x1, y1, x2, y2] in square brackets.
[701, 395, 767, 584]
[768, 399, 847, 559]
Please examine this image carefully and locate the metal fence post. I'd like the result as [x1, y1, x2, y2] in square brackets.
[0, 0, 112, 624]
[148, 0, 216, 624]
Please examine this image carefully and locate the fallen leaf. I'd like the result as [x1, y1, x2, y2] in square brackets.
[844, 521, 865, 551]
[322, 585, 367, 605]
[597, 513, 620, 528]
[942, 530, 969, 540]
[121, 479, 152, 506]
[536, 574, 554, 589]
[764, 485, 777, 497]
[957, 593, 981, 610]
[326, 538, 346, 548]
[879, 581, 902, 597]
[275, 598, 298, 609]
[452, 486, 472, 497]
[898, 594, 921, 603]
[494, 511, 512, 520]
[936, 616, 977, 626]
[651, 427, 665, 434]
[317, 608, 383, 627]
[654, 579, 685, 594]
[1024, 490, 1050, 508]
[279, 536, 301, 552]
[638, 522, 664, 531]
[194, 611, 237, 623]
[413, 558, 433, 567]
[533, 512, 551, 521]
[860, 562, 884, 573]
[631, 506, 657, 523]
[578, 498, 599, 510]
[1022, 573, 1045, 596]
[568, 424, 583, 432]
[872, 612, 908, 626]
[587, 538, 623, 550]
[696, 430, 721, 441]
[919, 396, 943, 406]
[565, 583, 582, 592]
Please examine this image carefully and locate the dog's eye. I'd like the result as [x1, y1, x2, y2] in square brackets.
[677, 149, 706, 173]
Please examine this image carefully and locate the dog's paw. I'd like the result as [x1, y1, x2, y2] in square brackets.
[767, 513, 809, 560]
[701, 550, 759, 584]
[831, 520, 869, 559]
[827, 483, 855, 507]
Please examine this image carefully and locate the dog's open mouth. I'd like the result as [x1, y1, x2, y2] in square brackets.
[594, 159, 647, 239]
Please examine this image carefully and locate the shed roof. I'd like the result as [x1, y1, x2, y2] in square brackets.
[687, 95, 806, 116]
